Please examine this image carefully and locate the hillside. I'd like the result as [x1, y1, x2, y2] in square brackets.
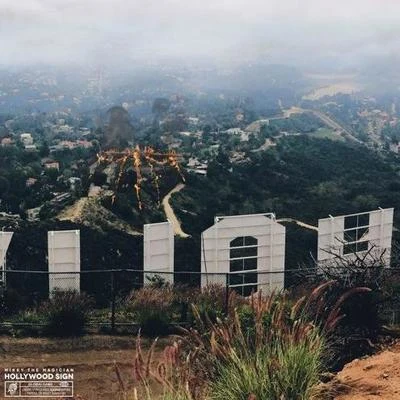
[172, 136, 400, 266]
[3, 135, 400, 274]
[332, 341, 400, 399]
[57, 197, 142, 236]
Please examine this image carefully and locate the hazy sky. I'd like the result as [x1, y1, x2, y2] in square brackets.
[1, 0, 400, 68]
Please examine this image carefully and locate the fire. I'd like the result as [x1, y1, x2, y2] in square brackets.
[96, 145, 185, 210]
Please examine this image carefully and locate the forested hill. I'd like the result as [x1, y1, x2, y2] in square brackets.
[4, 136, 400, 273]
[172, 136, 400, 265]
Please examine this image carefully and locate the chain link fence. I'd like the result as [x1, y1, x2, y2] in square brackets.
[1, 267, 400, 334]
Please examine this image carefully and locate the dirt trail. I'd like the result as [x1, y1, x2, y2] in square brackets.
[276, 217, 318, 232]
[57, 197, 141, 236]
[2, 349, 136, 400]
[162, 183, 190, 238]
[58, 197, 87, 221]
[334, 342, 400, 399]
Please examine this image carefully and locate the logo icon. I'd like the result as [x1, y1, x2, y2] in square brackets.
[6, 382, 19, 396]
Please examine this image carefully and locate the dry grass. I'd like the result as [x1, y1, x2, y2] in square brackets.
[116, 282, 368, 399]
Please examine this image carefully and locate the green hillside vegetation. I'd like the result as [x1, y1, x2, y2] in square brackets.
[309, 127, 344, 141]
[3, 135, 400, 280]
[172, 136, 400, 265]
[268, 113, 324, 133]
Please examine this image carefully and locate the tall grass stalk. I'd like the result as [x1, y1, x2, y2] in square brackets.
[121, 282, 368, 400]
[211, 335, 324, 400]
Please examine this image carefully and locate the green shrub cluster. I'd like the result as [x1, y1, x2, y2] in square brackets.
[211, 338, 323, 400]
[40, 290, 93, 337]
[125, 286, 175, 336]
[124, 283, 240, 336]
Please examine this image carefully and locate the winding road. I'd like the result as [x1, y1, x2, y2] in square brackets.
[311, 110, 361, 143]
[281, 107, 361, 143]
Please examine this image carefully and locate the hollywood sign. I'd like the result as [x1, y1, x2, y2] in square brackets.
[0, 232, 13, 284]
[317, 208, 394, 266]
[0, 208, 395, 296]
[48, 230, 81, 295]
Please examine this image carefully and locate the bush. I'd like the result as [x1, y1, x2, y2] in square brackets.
[9, 309, 44, 337]
[188, 284, 244, 328]
[192, 284, 227, 322]
[236, 303, 277, 350]
[41, 290, 93, 337]
[126, 286, 175, 336]
[128, 283, 366, 399]
[210, 338, 323, 400]
[0, 287, 31, 318]
[301, 251, 392, 369]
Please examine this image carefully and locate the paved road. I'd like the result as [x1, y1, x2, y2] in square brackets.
[271, 107, 362, 144]
[311, 110, 362, 143]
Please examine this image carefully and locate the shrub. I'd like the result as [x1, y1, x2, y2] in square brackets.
[186, 290, 329, 398]
[41, 290, 93, 337]
[299, 249, 391, 369]
[127, 282, 364, 400]
[192, 284, 227, 321]
[210, 337, 324, 400]
[188, 284, 244, 328]
[9, 309, 45, 337]
[126, 286, 175, 336]
[188, 283, 362, 398]
[0, 287, 31, 318]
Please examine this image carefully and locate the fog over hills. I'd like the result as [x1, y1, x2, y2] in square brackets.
[2, 0, 400, 72]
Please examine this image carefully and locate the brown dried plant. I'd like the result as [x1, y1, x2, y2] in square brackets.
[115, 333, 204, 400]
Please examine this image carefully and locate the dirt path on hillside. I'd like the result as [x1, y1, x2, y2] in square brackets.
[333, 341, 400, 399]
[58, 197, 87, 221]
[162, 183, 190, 238]
[277, 217, 318, 231]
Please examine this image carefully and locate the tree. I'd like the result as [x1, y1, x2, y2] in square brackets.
[0, 176, 10, 197]
[152, 98, 171, 116]
[92, 171, 107, 187]
[216, 148, 230, 167]
[45, 168, 59, 184]
[39, 142, 50, 157]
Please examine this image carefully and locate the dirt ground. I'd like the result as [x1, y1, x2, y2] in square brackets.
[334, 341, 400, 400]
[2, 335, 400, 399]
[0, 335, 167, 400]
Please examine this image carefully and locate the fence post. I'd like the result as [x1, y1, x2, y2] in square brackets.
[110, 270, 116, 332]
[225, 273, 230, 316]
